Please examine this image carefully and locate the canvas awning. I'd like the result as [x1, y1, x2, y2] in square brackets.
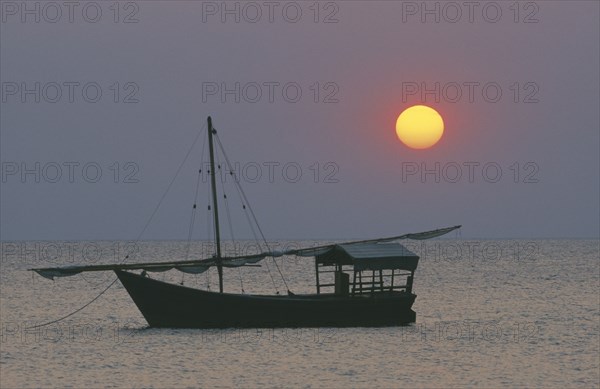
[315, 243, 419, 271]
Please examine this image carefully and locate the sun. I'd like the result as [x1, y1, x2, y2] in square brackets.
[395, 105, 444, 149]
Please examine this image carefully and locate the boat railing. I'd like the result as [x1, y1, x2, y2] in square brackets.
[315, 261, 414, 296]
[350, 269, 413, 295]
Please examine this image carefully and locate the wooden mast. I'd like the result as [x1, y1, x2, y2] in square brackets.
[207, 116, 223, 293]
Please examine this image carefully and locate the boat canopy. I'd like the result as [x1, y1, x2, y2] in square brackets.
[316, 243, 418, 271]
[31, 225, 459, 280]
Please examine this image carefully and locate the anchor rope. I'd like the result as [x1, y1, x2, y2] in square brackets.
[27, 123, 207, 329]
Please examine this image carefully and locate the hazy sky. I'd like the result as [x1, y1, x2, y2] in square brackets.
[1, 1, 599, 240]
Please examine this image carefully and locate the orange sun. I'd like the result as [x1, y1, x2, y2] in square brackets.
[395, 105, 444, 149]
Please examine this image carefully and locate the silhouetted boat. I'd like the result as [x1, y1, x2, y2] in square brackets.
[32, 117, 460, 328]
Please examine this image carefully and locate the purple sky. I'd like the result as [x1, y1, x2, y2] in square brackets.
[1, 1, 599, 240]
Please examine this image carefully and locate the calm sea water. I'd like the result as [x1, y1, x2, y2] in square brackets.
[1, 239, 598, 388]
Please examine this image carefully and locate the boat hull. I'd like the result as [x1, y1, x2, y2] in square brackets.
[115, 270, 417, 328]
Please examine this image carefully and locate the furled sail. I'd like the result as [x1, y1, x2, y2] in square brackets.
[32, 254, 273, 280]
[31, 225, 460, 280]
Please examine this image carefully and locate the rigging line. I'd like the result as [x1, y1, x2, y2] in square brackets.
[214, 133, 290, 292]
[207, 155, 220, 261]
[184, 172, 201, 256]
[28, 123, 208, 329]
[136, 124, 207, 242]
[205, 172, 214, 291]
[212, 133, 277, 292]
[206, 172, 213, 244]
[196, 136, 209, 290]
[214, 133, 266, 247]
[245, 202, 278, 292]
[214, 132, 289, 292]
[238, 193, 278, 293]
[237, 184, 261, 250]
[216, 144, 236, 250]
[183, 169, 202, 285]
[205, 180, 213, 290]
[185, 126, 209, 260]
[215, 145, 244, 293]
[215, 137, 279, 274]
[182, 127, 209, 284]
